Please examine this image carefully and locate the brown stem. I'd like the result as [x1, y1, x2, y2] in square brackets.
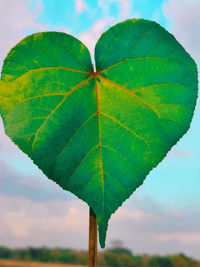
[88, 207, 97, 267]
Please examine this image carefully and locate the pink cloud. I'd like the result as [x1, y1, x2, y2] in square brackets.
[163, 0, 200, 64]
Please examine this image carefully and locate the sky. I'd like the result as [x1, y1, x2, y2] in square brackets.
[0, 0, 200, 260]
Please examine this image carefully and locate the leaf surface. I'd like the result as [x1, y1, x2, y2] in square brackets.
[0, 20, 198, 248]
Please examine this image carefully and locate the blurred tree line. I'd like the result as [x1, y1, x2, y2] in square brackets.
[0, 245, 199, 267]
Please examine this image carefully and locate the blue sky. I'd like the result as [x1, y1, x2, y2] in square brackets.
[0, 0, 200, 259]
[29, 0, 168, 33]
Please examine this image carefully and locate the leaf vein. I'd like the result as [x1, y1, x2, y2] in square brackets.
[8, 117, 46, 127]
[80, 171, 103, 194]
[14, 93, 66, 107]
[103, 171, 127, 196]
[100, 112, 148, 146]
[99, 75, 160, 118]
[56, 112, 97, 160]
[31, 75, 92, 148]
[10, 48, 41, 68]
[67, 144, 100, 180]
[48, 35, 89, 70]
[101, 144, 136, 170]
[100, 57, 169, 73]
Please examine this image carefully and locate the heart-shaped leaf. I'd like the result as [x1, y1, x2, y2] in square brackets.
[0, 19, 198, 248]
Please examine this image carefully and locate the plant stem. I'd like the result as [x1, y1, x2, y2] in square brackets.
[88, 207, 97, 267]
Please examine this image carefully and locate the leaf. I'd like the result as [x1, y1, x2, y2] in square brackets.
[0, 20, 198, 248]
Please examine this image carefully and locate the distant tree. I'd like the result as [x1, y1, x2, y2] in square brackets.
[50, 248, 62, 262]
[57, 248, 78, 264]
[13, 248, 30, 260]
[0, 247, 13, 259]
[169, 254, 198, 267]
[103, 246, 141, 267]
[71, 250, 88, 265]
[148, 256, 173, 267]
[0, 246, 200, 267]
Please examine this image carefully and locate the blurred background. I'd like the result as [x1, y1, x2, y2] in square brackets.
[0, 0, 200, 262]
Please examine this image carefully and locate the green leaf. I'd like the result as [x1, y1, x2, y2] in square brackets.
[0, 20, 198, 248]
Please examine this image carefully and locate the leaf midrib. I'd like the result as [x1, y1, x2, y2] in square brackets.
[94, 76, 105, 239]
[99, 56, 169, 73]
[10, 66, 90, 81]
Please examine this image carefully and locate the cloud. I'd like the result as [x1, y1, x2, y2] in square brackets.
[0, 194, 88, 248]
[0, 193, 200, 259]
[0, 158, 71, 201]
[153, 232, 200, 245]
[117, 0, 132, 19]
[78, 0, 137, 61]
[74, 0, 88, 14]
[0, 0, 47, 70]
[78, 17, 113, 61]
[108, 199, 200, 259]
[167, 149, 192, 159]
[163, 0, 200, 65]
[0, 119, 20, 157]
[0, 0, 48, 169]
[51, 26, 71, 34]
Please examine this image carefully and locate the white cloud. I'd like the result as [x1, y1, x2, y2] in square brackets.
[79, 0, 135, 62]
[163, 0, 200, 65]
[0, 195, 88, 248]
[0, 158, 71, 201]
[167, 149, 192, 158]
[0, 119, 19, 157]
[0, 0, 47, 70]
[153, 232, 200, 245]
[1, 193, 200, 259]
[0, 0, 48, 171]
[78, 18, 113, 62]
[118, 0, 132, 19]
[52, 26, 71, 34]
[112, 206, 159, 221]
[75, 0, 88, 14]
